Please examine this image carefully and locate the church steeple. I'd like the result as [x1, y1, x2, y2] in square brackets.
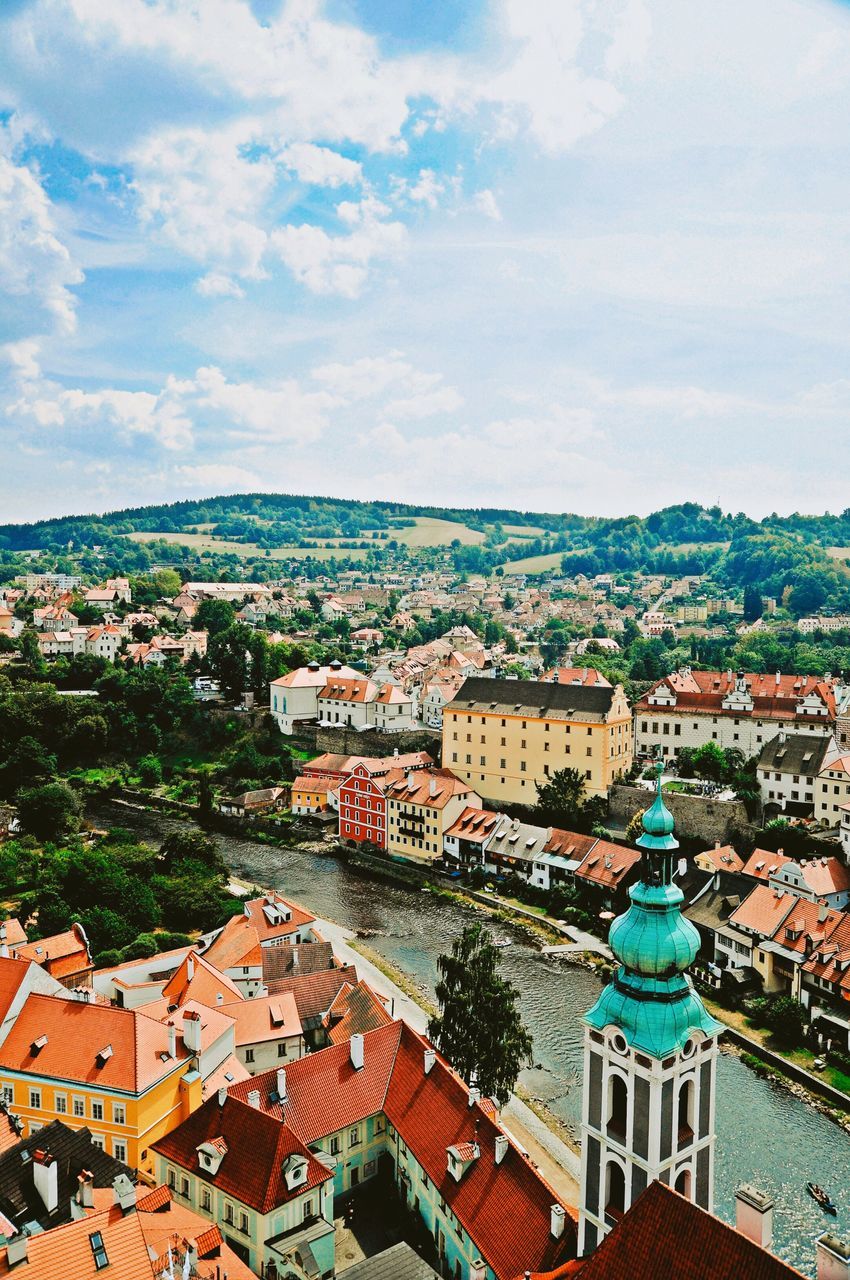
[577, 764, 722, 1255]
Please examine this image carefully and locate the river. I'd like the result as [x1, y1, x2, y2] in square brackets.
[93, 802, 850, 1277]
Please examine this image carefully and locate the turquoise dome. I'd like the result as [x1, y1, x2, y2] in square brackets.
[609, 882, 701, 977]
[585, 970, 722, 1059]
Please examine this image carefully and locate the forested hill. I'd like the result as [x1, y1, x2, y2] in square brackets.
[2, 494, 850, 615]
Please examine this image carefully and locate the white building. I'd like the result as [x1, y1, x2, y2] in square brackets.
[269, 660, 362, 734]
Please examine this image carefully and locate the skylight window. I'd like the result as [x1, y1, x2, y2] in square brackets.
[90, 1231, 109, 1270]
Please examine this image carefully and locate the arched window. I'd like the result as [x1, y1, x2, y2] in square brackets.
[607, 1073, 628, 1143]
[604, 1161, 626, 1223]
[674, 1167, 692, 1199]
[677, 1079, 694, 1147]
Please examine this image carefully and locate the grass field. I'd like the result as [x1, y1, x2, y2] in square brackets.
[388, 516, 486, 547]
[500, 550, 564, 575]
[662, 541, 731, 554]
[501, 523, 547, 538]
[826, 546, 850, 560]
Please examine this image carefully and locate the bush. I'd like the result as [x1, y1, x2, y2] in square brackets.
[95, 948, 122, 969]
[120, 933, 159, 961]
[16, 782, 82, 842]
[155, 932, 193, 952]
[136, 754, 163, 787]
[762, 995, 806, 1048]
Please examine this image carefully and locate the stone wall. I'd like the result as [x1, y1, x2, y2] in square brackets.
[290, 723, 441, 764]
[609, 784, 757, 847]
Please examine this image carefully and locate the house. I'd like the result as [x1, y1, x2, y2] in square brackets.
[84, 625, 124, 662]
[153, 1091, 337, 1278]
[484, 816, 550, 879]
[767, 855, 850, 911]
[694, 843, 745, 875]
[421, 672, 467, 729]
[573, 839, 642, 909]
[225, 1020, 577, 1279]
[721, 886, 799, 974]
[443, 806, 503, 869]
[337, 762, 391, 848]
[443, 676, 632, 805]
[351, 627, 384, 650]
[754, 899, 843, 998]
[757, 732, 834, 816]
[220, 992, 303, 1075]
[540, 667, 612, 687]
[269, 661, 363, 734]
[11, 922, 93, 988]
[799, 914, 850, 1052]
[634, 668, 836, 763]
[218, 787, 288, 819]
[816, 750, 850, 824]
[530, 830, 602, 894]
[371, 681, 417, 730]
[384, 769, 482, 861]
[290, 775, 331, 815]
[317, 676, 379, 728]
[0, 992, 206, 1172]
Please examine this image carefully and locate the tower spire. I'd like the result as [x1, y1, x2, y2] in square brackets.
[577, 762, 722, 1254]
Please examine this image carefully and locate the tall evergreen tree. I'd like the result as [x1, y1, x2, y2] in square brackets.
[428, 923, 532, 1104]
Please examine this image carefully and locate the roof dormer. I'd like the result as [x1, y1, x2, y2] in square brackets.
[282, 1153, 309, 1192]
[197, 1136, 228, 1177]
[446, 1141, 480, 1183]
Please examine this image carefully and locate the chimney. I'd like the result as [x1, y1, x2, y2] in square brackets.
[468, 1087, 480, 1108]
[735, 1184, 774, 1250]
[77, 1170, 94, 1209]
[470, 1261, 487, 1280]
[182, 1009, 202, 1054]
[112, 1174, 136, 1215]
[550, 1204, 566, 1240]
[495, 1135, 509, 1165]
[407, 771, 415, 788]
[33, 1149, 59, 1214]
[277, 1067, 287, 1101]
[217, 1087, 227, 1107]
[5, 1234, 28, 1268]
[216, 991, 224, 1006]
[186, 955, 195, 981]
[247, 1089, 261, 1108]
[429, 777, 437, 797]
[817, 1234, 850, 1280]
[167, 1022, 177, 1057]
[292, 948, 299, 969]
[819, 902, 830, 925]
[350, 1033, 364, 1071]
[424, 1049, 436, 1075]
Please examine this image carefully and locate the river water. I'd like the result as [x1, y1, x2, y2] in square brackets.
[93, 803, 850, 1276]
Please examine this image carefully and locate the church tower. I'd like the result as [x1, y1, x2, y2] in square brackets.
[578, 766, 722, 1255]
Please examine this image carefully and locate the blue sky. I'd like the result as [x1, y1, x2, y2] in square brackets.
[2, 0, 850, 522]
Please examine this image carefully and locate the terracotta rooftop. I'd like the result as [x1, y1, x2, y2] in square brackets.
[220, 991, 302, 1046]
[728, 885, 796, 938]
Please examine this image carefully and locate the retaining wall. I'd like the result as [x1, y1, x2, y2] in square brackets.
[609, 784, 757, 846]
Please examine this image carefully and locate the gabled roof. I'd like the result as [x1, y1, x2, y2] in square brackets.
[450, 676, 617, 722]
[444, 806, 502, 844]
[263, 965, 360, 1022]
[728, 885, 796, 938]
[801, 914, 850, 993]
[13, 925, 89, 978]
[384, 768, 475, 809]
[540, 667, 612, 687]
[741, 848, 793, 882]
[0, 1203, 154, 1279]
[152, 1094, 331, 1214]
[574, 840, 641, 889]
[1, 993, 189, 1093]
[562, 1180, 803, 1280]
[262, 941, 338, 983]
[202, 919, 263, 972]
[696, 843, 745, 874]
[325, 981, 393, 1045]
[220, 991, 302, 1046]
[757, 733, 832, 776]
[162, 951, 243, 1009]
[241, 892, 316, 942]
[768, 898, 843, 958]
[0, 1119, 130, 1229]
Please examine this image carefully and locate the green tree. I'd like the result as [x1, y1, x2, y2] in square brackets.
[428, 923, 532, 1104]
[19, 630, 45, 672]
[534, 767, 607, 834]
[762, 995, 806, 1048]
[0, 736, 57, 798]
[195, 598, 237, 637]
[137, 753, 164, 787]
[16, 781, 82, 841]
[743, 585, 763, 623]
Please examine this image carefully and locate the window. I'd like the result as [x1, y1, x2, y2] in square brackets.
[112, 1103, 125, 1125]
[29, 1088, 41, 1109]
[245, 1048, 255, 1063]
[112, 1139, 127, 1163]
[349, 1126, 361, 1147]
[278, 1042, 287, 1058]
[55, 1093, 67, 1115]
[91, 1134, 104, 1150]
[303, 1199, 313, 1221]
[167, 1169, 176, 1190]
[607, 1075, 628, 1142]
[224, 1202, 234, 1225]
[73, 1096, 85, 1118]
[201, 1187, 211, 1211]
[180, 1176, 190, 1199]
[239, 1211, 249, 1234]
[0, 1085, 11, 1106]
[91, 1101, 103, 1122]
[89, 1231, 109, 1271]
[330, 1136, 341, 1155]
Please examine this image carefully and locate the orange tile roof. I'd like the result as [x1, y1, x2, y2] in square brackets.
[137, 1195, 255, 1279]
[318, 677, 376, 703]
[220, 991, 302, 1046]
[0, 1204, 152, 1279]
[13, 926, 89, 971]
[728, 885, 796, 938]
[240, 893, 316, 942]
[1, 993, 189, 1093]
[325, 980, 393, 1045]
[162, 951, 243, 1008]
[741, 848, 794, 881]
[574, 840, 641, 890]
[384, 768, 476, 810]
[202, 919, 263, 972]
[200, 1052, 250, 1101]
[697, 844, 745, 873]
[541, 667, 611, 687]
[0, 920, 27, 947]
[769, 899, 844, 958]
[0, 957, 36, 1025]
[636, 670, 836, 721]
[264, 965, 360, 1020]
[444, 806, 502, 843]
[801, 914, 850, 994]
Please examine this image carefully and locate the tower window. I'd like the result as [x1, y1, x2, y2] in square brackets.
[674, 1167, 692, 1199]
[677, 1079, 695, 1148]
[604, 1161, 626, 1225]
[607, 1074, 628, 1144]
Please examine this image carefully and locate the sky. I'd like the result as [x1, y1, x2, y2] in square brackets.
[2, 0, 850, 523]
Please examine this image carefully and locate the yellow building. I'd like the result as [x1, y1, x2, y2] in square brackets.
[817, 751, 850, 823]
[383, 768, 481, 861]
[443, 675, 632, 805]
[290, 774, 330, 814]
[0, 993, 210, 1174]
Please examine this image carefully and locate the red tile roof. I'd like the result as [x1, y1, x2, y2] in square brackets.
[325, 980, 393, 1045]
[220, 991, 302, 1046]
[741, 849, 794, 882]
[574, 840, 641, 890]
[201, 919, 263, 972]
[770, 898, 844, 957]
[0, 1205, 153, 1279]
[559, 1181, 803, 1280]
[229, 1021, 576, 1280]
[728, 885, 796, 938]
[444, 806, 502, 843]
[384, 768, 476, 810]
[636, 670, 836, 722]
[264, 965, 360, 1019]
[801, 914, 850, 994]
[152, 1094, 331, 1214]
[162, 951, 243, 1008]
[541, 668, 612, 687]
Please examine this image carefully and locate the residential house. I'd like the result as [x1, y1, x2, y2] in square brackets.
[421, 672, 467, 729]
[0, 992, 207, 1172]
[218, 787, 288, 819]
[768, 855, 850, 911]
[754, 899, 843, 998]
[572, 839, 642, 910]
[722, 886, 798, 975]
[694, 844, 745, 875]
[371, 682, 417, 730]
[634, 668, 837, 763]
[263, 966, 360, 1052]
[484, 816, 550, 879]
[443, 806, 503, 869]
[337, 762, 391, 848]
[443, 676, 632, 804]
[384, 769, 481, 861]
[816, 750, 850, 824]
[269, 661, 363, 734]
[529, 830, 601, 894]
[290, 776, 331, 815]
[799, 914, 850, 1052]
[227, 1021, 577, 1279]
[10, 922, 93, 989]
[351, 627, 384, 650]
[757, 732, 834, 816]
[220, 992, 303, 1075]
[153, 1091, 337, 1278]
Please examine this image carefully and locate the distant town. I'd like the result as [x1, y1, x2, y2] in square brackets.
[1, 493, 850, 1279]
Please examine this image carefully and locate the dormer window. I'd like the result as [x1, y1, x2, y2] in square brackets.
[282, 1154, 309, 1192]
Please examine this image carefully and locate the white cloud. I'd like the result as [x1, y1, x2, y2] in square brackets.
[279, 142, 362, 188]
[173, 462, 262, 490]
[195, 272, 246, 299]
[0, 139, 83, 339]
[472, 189, 502, 221]
[384, 385, 463, 420]
[395, 168, 445, 209]
[269, 196, 405, 297]
[311, 353, 452, 408]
